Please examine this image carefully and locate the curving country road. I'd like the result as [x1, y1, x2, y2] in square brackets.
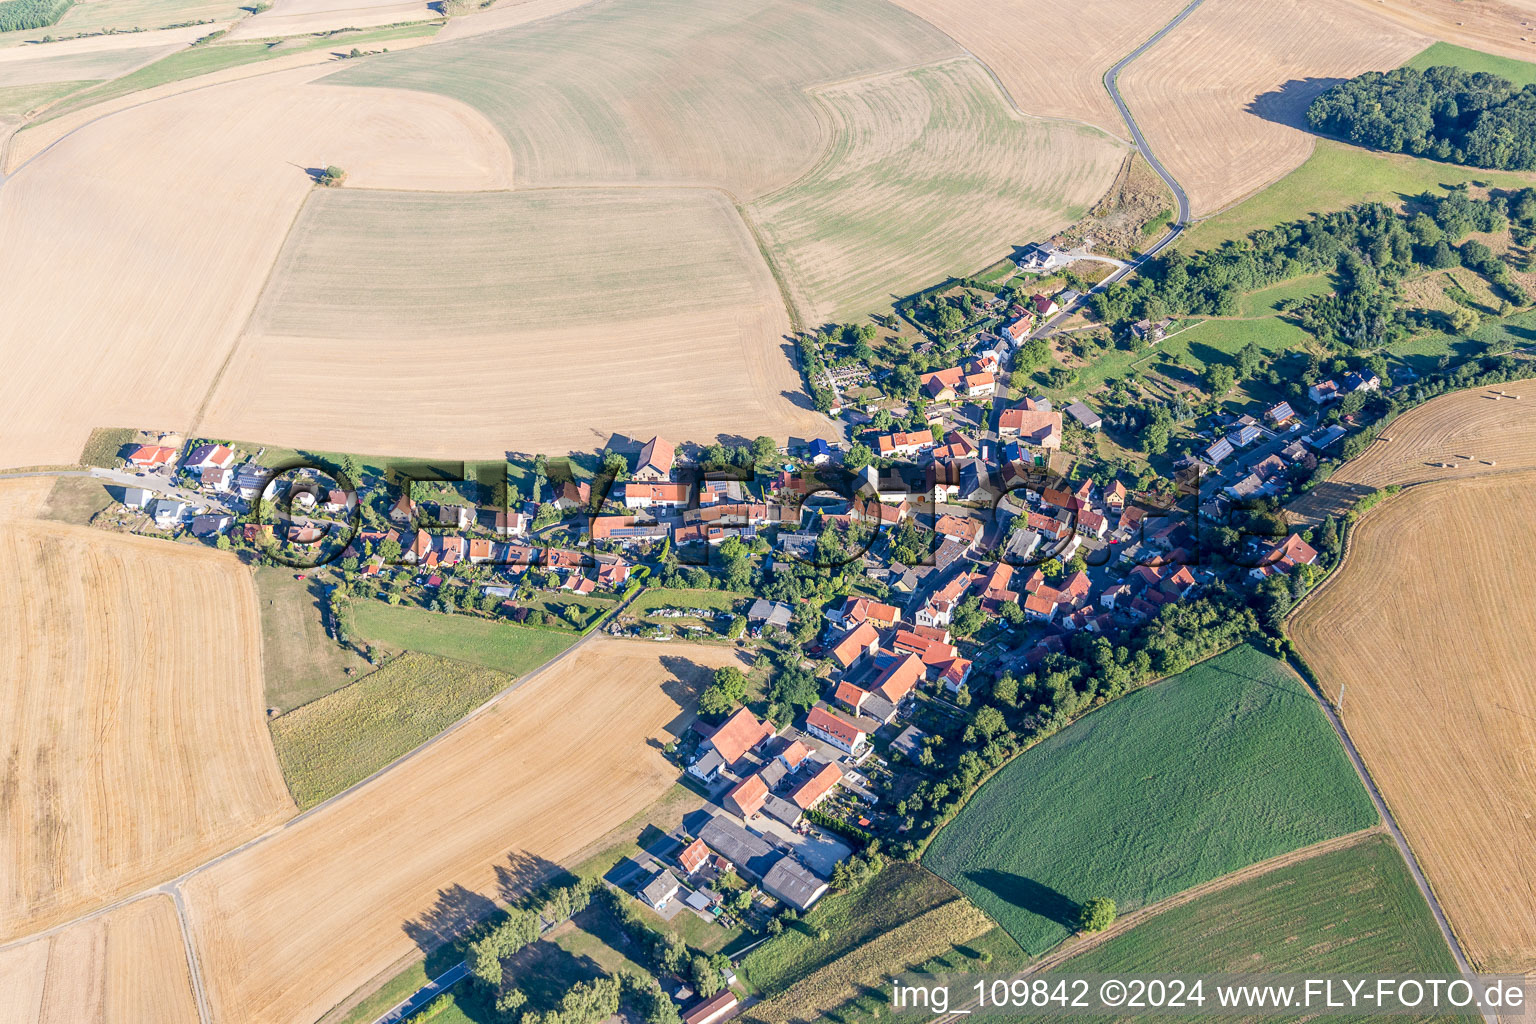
[1102, 0, 1204, 230]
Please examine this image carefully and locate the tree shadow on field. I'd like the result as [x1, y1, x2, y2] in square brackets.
[1246, 77, 1347, 132]
[657, 654, 722, 736]
[967, 869, 1081, 930]
[402, 884, 498, 961]
[492, 849, 570, 907]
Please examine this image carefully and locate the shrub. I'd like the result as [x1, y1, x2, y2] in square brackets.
[318, 165, 347, 187]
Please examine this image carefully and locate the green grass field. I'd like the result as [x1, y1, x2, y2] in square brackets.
[742, 863, 960, 996]
[1237, 274, 1334, 318]
[1002, 836, 1458, 1024]
[350, 600, 575, 675]
[0, 77, 90, 115]
[1406, 41, 1536, 87]
[1181, 140, 1536, 252]
[268, 651, 510, 808]
[255, 567, 371, 712]
[629, 587, 750, 614]
[924, 645, 1377, 956]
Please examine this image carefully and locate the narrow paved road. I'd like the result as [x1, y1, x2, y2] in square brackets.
[1102, 0, 1204, 229]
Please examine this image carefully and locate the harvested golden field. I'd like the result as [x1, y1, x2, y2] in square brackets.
[0, 896, 200, 1024]
[227, 0, 436, 39]
[1292, 472, 1536, 971]
[197, 186, 829, 457]
[886, 0, 1189, 135]
[183, 638, 743, 1024]
[1119, 0, 1428, 216]
[1289, 378, 1536, 523]
[749, 57, 1123, 323]
[330, 0, 962, 198]
[0, 520, 294, 941]
[0, 63, 512, 470]
[0, 43, 175, 88]
[1344, 0, 1536, 62]
[0, 477, 56, 520]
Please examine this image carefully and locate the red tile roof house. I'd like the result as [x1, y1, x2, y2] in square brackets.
[724, 773, 769, 818]
[997, 406, 1063, 448]
[183, 442, 235, 474]
[1076, 509, 1107, 539]
[1032, 293, 1060, 317]
[1024, 588, 1062, 621]
[1249, 533, 1319, 579]
[634, 435, 675, 481]
[776, 739, 811, 770]
[922, 366, 965, 402]
[790, 761, 844, 813]
[439, 536, 466, 566]
[828, 621, 880, 670]
[872, 652, 924, 704]
[835, 680, 871, 717]
[941, 656, 972, 693]
[127, 444, 177, 469]
[678, 838, 710, 877]
[805, 705, 868, 755]
[704, 707, 776, 766]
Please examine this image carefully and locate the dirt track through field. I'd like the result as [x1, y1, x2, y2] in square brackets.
[182, 638, 742, 1024]
[0, 520, 294, 942]
[1118, 0, 1428, 216]
[1292, 473, 1536, 972]
[0, 896, 201, 1024]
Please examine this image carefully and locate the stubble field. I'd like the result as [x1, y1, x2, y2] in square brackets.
[886, 0, 1189, 135]
[1345, 0, 1536, 63]
[1289, 379, 1536, 523]
[1118, 0, 1428, 216]
[197, 185, 829, 457]
[1291, 472, 1536, 972]
[0, 896, 201, 1024]
[0, 63, 513, 470]
[0, 520, 293, 941]
[749, 58, 1123, 324]
[182, 638, 743, 1024]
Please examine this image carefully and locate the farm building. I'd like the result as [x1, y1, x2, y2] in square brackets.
[635, 436, 675, 481]
[697, 815, 777, 880]
[1064, 401, 1102, 430]
[761, 857, 829, 911]
[703, 708, 776, 767]
[747, 599, 793, 630]
[682, 990, 741, 1024]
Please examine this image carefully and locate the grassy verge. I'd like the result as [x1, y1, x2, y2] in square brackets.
[38, 475, 114, 525]
[350, 600, 575, 675]
[255, 566, 371, 712]
[628, 587, 752, 614]
[924, 645, 1377, 956]
[269, 651, 511, 808]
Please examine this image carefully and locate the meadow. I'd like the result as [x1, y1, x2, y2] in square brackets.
[1180, 140, 1536, 251]
[996, 836, 1457, 1024]
[741, 863, 960, 996]
[268, 651, 512, 808]
[1405, 40, 1536, 85]
[349, 600, 575, 675]
[254, 566, 371, 712]
[924, 645, 1376, 955]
